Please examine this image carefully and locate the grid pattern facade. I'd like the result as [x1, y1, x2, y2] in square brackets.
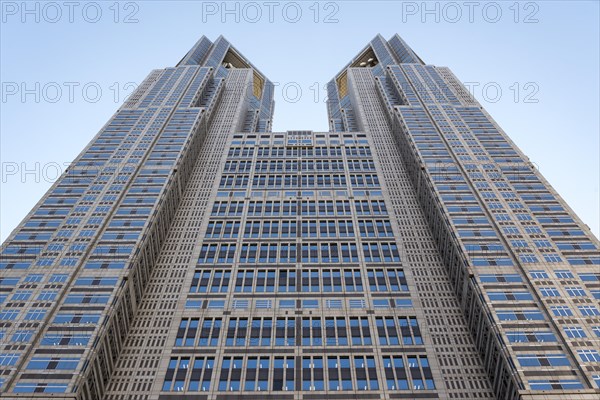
[1, 34, 598, 400]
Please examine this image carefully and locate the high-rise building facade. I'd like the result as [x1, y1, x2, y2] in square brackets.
[0, 34, 598, 400]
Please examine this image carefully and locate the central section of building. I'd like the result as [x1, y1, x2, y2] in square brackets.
[173, 128, 441, 393]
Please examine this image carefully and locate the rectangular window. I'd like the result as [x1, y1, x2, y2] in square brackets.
[226, 318, 248, 347]
[41, 333, 91, 346]
[302, 356, 324, 391]
[11, 330, 34, 343]
[325, 317, 348, 346]
[506, 331, 556, 343]
[272, 357, 295, 391]
[13, 383, 67, 393]
[302, 317, 323, 346]
[0, 353, 20, 366]
[275, 317, 295, 346]
[26, 357, 79, 370]
[376, 316, 423, 345]
[528, 379, 583, 390]
[577, 349, 600, 362]
[383, 355, 435, 390]
[354, 356, 379, 390]
[350, 317, 372, 345]
[327, 356, 353, 391]
[190, 269, 230, 293]
[249, 317, 272, 346]
[218, 357, 243, 391]
[517, 354, 570, 367]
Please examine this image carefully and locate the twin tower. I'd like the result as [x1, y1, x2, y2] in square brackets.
[1, 35, 598, 400]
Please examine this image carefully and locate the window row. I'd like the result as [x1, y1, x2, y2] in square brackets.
[197, 242, 400, 264]
[247, 174, 380, 188]
[162, 354, 433, 393]
[255, 147, 346, 158]
[190, 267, 407, 294]
[183, 297, 412, 311]
[174, 316, 421, 348]
[210, 200, 387, 217]
[207, 219, 393, 239]
[495, 305, 600, 320]
[252, 159, 377, 172]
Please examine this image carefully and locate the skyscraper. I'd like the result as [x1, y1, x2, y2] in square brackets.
[0, 34, 598, 400]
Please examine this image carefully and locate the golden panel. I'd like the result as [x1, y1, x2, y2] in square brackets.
[337, 70, 348, 98]
[253, 71, 264, 99]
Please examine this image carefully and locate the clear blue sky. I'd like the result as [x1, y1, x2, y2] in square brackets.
[1, 1, 599, 241]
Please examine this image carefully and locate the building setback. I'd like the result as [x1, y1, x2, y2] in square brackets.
[0, 34, 599, 400]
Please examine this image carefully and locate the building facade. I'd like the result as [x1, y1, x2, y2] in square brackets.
[0, 34, 598, 400]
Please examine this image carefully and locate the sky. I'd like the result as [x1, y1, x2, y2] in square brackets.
[1, 0, 599, 241]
